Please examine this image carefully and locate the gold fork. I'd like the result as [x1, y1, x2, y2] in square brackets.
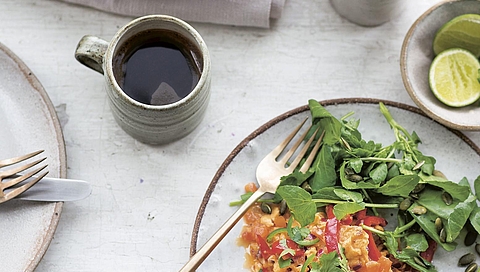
[180, 119, 324, 271]
[0, 150, 48, 203]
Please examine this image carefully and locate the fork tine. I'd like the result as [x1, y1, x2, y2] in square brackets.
[270, 118, 308, 159]
[299, 130, 325, 173]
[287, 127, 320, 171]
[0, 150, 44, 168]
[2, 164, 48, 189]
[0, 157, 47, 179]
[0, 171, 48, 202]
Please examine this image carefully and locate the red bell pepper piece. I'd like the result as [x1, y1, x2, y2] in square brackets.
[420, 239, 437, 262]
[325, 218, 340, 253]
[340, 214, 353, 225]
[355, 209, 367, 220]
[365, 230, 382, 261]
[326, 204, 335, 219]
[362, 216, 387, 227]
[257, 234, 271, 259]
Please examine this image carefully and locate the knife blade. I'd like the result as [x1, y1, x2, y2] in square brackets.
[8, 176, 92, 202]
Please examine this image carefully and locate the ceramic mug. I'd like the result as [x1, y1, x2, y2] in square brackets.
[75, 15, 211, 145]
[330, 0, 405, 27]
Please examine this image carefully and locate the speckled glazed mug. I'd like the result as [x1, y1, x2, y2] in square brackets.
[75, 15, 211, 145]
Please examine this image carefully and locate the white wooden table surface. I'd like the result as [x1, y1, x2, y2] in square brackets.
[1, 0, 479, 271]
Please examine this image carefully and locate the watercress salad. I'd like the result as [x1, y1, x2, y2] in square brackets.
[234, 100, 480, 271]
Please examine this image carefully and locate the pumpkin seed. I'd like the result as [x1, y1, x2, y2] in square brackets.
[433, 170, 447, 179]
[435, 218, 443, 234]
[279, 199, 288, 215]
[301, 182, 313, 194]
[458, 253, 475, 266]
[340, 137, 351, 151]
[464, 263, 478, 272]
[412, 183, 425, 194]
[476, 243, 480, 256]
[464, 231, 478, 247]
[412, 160, 425, 171]
[399, 198, 412, 211]
[442, 191, 453, 206]
[413, 256, 430, 268]
[260, 202, 272, 214]
[410, 193, 419, 200]
[347, 174, 363, 182]
[411, 205, 427, 215]
[344, 167, 355, 176]
[440, 228, 447, 243]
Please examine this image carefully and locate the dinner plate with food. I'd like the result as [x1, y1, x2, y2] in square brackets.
[190, 98, 480, 272]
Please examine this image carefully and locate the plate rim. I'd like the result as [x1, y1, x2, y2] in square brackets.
[189, 97, 480, 256]
[0, 42, 67, 271]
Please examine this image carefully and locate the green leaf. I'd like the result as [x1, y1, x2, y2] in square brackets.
[423, 178, 471, 201]
[340, 162, 381, 189]
[349, 158, 363, 173]
[416, 187, 458, 219]
[386, 163, 400, 180]
[445, 194, 477, 242]
[277, 185, 316, 226]
[369, 163, 388, 183]
[313, 251, 345, 272]
[333, 188, 364, 202]
[405, 233, 429, 251]
[280, 170, 313, 187]
[408, 203, 457, 251]
[384, 233, 438, 271]
[474, 175, 480, 200]
[469, 206, 480, 234]
[376, 175, 420, 197]
[333, 202, 365, 220]
[308, 100, 343, 145]
[311, 145, 337, 191]
[312, 187, 343, 201]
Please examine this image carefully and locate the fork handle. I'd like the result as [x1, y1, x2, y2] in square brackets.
[179, 189, 265, 272]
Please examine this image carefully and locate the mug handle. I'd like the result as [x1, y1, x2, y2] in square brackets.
[75, 35, 109, 74]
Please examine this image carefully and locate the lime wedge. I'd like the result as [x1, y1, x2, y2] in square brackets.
[429, 48, 480, 107]
[433, 14, 480, 57]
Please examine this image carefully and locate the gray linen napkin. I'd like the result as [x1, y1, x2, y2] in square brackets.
[61, 0, 286, 28]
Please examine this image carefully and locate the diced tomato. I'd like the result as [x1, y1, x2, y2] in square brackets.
[273, 216, 286, 228]
[244, 182, 258, 193]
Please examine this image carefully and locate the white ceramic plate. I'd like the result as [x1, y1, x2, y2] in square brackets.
[0, 42, 66, 271]
[401, 0, 480, 130]
[191, 98, 480, 271]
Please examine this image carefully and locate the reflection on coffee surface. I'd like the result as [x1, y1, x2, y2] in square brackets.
[117, 30, 201, 105]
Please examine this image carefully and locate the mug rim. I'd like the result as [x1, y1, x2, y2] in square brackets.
[105, 14, 211, 110]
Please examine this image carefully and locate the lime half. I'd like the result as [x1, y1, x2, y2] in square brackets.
[429, 48, 480, 107]
[433, 14, 480, 57]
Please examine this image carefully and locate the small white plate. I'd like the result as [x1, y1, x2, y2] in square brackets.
[190, 98, 480, 271]
[0, 42, 66, 271]
[401, 0, 480, 131]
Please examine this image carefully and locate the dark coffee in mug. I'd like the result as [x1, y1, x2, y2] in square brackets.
[114, 29, 203, 105]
